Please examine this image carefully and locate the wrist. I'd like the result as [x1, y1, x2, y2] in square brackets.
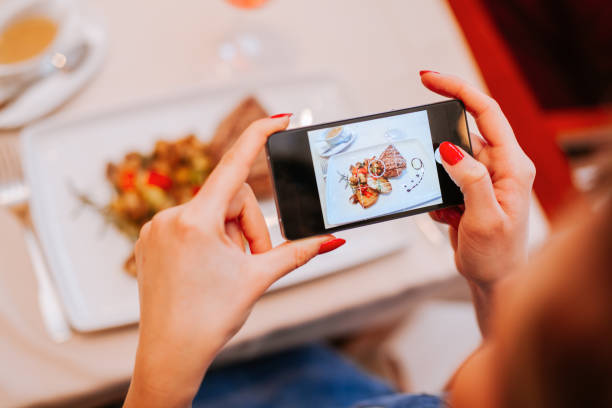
[125, 350, 207, 408]
[124, 330, 217, 408]
[125, 371, 198, 408]
[460, 248, 528, 289]
[462, 272, 505, 298]
[467, 280, 496, 336]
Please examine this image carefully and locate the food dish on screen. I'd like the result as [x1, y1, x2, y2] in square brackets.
[324, 140, 442, 226]
[340, 145, 407, 209]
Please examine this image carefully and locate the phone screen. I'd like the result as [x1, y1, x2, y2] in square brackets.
[266, 99, 470, 239]
[307, 109, 443, 228]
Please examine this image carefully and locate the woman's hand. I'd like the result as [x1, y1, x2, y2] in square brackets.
[421, 72, 536, 332]
[124, 115, 344, 408]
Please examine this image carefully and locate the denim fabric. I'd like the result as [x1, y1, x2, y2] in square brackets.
[193, 343, 394, 407]
[351, 393, 444, 408]
[192, 343, 444, 408]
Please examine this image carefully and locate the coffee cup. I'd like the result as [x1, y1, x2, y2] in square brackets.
[0, 0, 76, 87]
[325, 126, 349, 148]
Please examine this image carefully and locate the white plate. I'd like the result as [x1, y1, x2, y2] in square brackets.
[21, 77, 412, 332]
[0, 2, 107, 129]
[326, 140, 443, 226]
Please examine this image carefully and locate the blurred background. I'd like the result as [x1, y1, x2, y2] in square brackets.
[0, 0, 609, 406]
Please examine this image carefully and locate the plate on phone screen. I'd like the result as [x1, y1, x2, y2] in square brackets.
[325, 139, 443, 226]
[21, 76, 413, 332]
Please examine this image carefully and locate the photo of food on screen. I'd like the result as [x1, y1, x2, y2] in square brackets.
[307, 110, 443, 228]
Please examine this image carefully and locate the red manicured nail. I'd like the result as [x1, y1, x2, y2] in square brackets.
[318, 238, 346, 254]
[419, 70, 440, 76]
[439, 142, 464, 165]
[269, 113, 293, 118]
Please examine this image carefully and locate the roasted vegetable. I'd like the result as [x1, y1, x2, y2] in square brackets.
[105, 134, 212, 236]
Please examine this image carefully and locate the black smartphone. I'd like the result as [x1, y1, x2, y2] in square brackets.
[265, 99, 471, 240]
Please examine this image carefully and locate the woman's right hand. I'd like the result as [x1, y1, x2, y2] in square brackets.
[124, 116, 345, 408]
[420, 72, 536, 330]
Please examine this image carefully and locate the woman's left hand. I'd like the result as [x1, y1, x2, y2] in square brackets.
[124, 116, 342, 408]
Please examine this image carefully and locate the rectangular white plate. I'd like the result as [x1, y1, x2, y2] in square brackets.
[21, 77, 413, 332]
[326, 139, 443, 226]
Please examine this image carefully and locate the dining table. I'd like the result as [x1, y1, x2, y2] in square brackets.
[0, 1, 549, 406]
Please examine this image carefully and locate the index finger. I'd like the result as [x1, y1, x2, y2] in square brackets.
[420, 72, 517, 148]
[196, 115, 291, 207]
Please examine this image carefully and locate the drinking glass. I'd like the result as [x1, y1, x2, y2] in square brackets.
[226, 0, 269, 9]
[215, 0, 290, 78]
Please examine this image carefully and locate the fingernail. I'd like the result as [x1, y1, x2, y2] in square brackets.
[439, 141, 464, 165]
[318, 237, 346, 254]
[419, 70, 440, 76]
[269, 113, 293, 118]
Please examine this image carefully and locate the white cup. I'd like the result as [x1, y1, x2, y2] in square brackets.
[0, 0, 76, 87]
[324, 126, 350, 148]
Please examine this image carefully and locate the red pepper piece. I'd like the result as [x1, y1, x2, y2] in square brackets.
[147, 170, 173, 190]
[119, 170, 135, 190]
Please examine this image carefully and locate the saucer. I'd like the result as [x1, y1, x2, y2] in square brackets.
[0, 3, 106, 129]
[318, 131, 356, 158]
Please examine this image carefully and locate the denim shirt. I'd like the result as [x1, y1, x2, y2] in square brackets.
[352, 393, 445, 408]
[194, 343, 446, 408]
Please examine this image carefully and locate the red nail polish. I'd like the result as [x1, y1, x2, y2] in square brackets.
[419, 70, 440, 76]
[318, 238, 346, 254]
[269, 113, 293, 118]
[439, 142, 464, 165]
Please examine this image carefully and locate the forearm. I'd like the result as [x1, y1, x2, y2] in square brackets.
[467, 281, 495, 336]
[124, 374, 198, 408]
[462, 242, 528, 336]
[124, 336, 215, 408]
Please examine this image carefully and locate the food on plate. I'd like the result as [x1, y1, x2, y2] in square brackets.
[411, 157, 423, 170]
[368, 159, 385, 177]
[340, 145, 407, 210]
[78, 97, 271, 277]
[347, 158, 392, 209]
[106, 134, 211, 241]
[351, 185, 379, 208]
[367, 176, 392, 194]
[207, 96, 272, 198]
[379, 145, 407, 178]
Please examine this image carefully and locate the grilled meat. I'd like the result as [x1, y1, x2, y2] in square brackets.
[379, 144, 407, 178]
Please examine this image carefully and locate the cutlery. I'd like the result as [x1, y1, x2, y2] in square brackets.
[321, 158, 329, 180]
[0, 139, 72, 343]
[0, 43, 89, 109]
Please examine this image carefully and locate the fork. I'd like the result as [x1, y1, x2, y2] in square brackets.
[321, 158, 329, 181]
[0, 139, 71, 343]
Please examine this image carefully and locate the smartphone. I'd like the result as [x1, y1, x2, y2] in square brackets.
[265, 99, 471, 240]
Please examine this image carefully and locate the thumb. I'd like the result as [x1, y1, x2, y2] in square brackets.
[439, 142, 503, 219]
[253, 235, 343, 288]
